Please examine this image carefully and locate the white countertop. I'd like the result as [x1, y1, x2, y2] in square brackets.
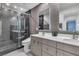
[31, 34, 79, 47]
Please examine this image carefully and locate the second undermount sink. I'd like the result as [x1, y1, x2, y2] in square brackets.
[59, 36, 79, 42]
[63, 38, 79, 42]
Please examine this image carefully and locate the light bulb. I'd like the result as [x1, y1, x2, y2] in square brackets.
[6, 3, 10, 6]
[14, 6, 17, 9]
[20, 8, 23, 10]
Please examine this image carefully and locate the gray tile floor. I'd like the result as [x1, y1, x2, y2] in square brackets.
[3, 48, 33, 56]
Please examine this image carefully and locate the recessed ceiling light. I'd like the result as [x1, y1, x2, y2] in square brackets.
[4, 8, 8, 11]
[14, 6, 17, 9]
[6, 3, 10, 6]
[2, 5, 5, 8]
[20, 8, 24, 11]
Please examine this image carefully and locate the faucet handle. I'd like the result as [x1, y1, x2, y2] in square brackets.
[42, 32, 45, 36]
[75, 35, 78, 39]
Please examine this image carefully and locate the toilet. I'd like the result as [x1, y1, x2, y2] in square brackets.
[22, 37, 31, 53]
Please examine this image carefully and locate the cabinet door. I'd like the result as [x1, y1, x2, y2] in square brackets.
[42, 44, 56, 56]
[31, 36, 42, 56]
[57, 42, 79, 55]
[42, 38, 56, 47]
[46, 39, 56, 47]
[57, 50, 75, 56]
[31, 38, 36, 55]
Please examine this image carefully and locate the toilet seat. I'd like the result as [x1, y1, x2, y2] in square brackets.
[22, 38, 31, 45]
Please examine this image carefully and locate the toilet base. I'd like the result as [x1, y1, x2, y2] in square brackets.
[17, 45, 24, 49]
[24, 46, 31, 53]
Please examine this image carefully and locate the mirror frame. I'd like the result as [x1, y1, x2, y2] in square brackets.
[39, 4, 51, 32]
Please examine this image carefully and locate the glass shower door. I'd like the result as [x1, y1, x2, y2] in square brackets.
[10, 13, 30, 48]
[16, 14, 26, 47]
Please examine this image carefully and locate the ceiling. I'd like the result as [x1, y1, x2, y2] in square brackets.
[1, 3, 79, 13]
[0, 3, 39, 13]
[59, 3, 79, 11]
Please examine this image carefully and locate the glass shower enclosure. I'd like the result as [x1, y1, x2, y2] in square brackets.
[10, 13, 30, 48]
[0, 3, 30, 55]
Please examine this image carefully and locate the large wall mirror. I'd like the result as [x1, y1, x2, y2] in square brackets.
[59, 3, 79, 34]
[39, 8, 50, 31]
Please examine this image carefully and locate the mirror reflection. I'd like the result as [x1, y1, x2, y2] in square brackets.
[59, 3, 79, 33]
[39, 8, 50, 30]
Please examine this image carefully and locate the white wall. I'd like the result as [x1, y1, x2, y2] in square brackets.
[59, 6, 79, 31]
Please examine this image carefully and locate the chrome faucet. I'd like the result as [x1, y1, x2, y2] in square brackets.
[72, 33, 75, 39]
[72, 32, 78, 40]
[42, 32, 45, 36]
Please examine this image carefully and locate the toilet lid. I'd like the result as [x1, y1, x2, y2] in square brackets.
[22, 38, 31, 43]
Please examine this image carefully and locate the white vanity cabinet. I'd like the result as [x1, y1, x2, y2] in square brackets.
[31, 35, 79, 56]
[31, 36, 57, 56]
[31, 36, 42, 56]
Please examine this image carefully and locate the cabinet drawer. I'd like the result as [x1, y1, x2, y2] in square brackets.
[31, 36, 42, 42]
[42, 39, 56, 47]
[57, 42, 79, 55]
[57, 50, 75, 56]
[47, 40, 56, 47]
[42, 44, 56, 56]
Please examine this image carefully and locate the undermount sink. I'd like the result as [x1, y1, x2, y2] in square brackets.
[63, 38, 79, 42]
[58, 36, 79, 42]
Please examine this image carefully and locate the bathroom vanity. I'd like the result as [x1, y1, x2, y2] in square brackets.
[31, 34, 79, 56]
